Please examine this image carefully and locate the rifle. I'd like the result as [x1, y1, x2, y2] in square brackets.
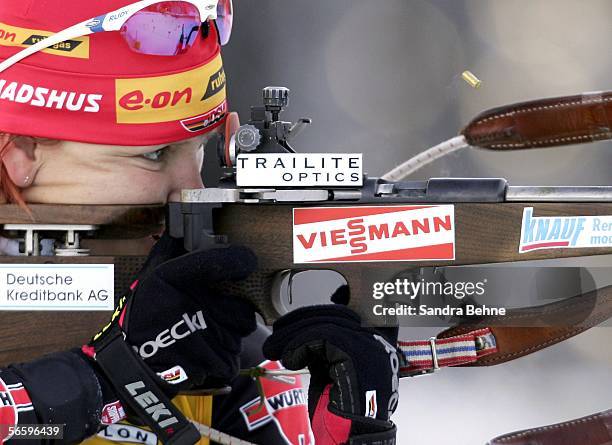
[167, 87, 612, 324]
[1, 88, 611, 368]
[161, 92, 612, 445]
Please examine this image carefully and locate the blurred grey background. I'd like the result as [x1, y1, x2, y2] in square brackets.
[222, 1, 612, 443]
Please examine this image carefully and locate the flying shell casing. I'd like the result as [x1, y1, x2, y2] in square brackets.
[462, 70, 482, 89]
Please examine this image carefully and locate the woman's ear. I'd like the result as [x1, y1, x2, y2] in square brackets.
[2, 137, 39, 188]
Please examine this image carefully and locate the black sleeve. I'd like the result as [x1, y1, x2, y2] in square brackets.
[0, 325, 312, 445]
[211, 324, 314, 445]
[1, 350, 103, 445]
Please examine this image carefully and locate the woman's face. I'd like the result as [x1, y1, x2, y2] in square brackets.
[21, 134, 214, 204]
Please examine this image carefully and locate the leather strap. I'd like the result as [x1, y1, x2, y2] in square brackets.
[488, 409, 612, 445]
[398, 285, 612, 374]
[437, 284, 612, 367]
[462, 90, 612, 150]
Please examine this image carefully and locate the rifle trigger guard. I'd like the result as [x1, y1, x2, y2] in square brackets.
[271, 269, 316, 316]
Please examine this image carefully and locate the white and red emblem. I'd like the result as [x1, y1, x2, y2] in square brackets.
[0, 377, 34, 442]
[293, 205, 455, 263]
[180, 100, 227, 133]
[239, 361, 313, 445]
[100, 400, 127, 425]
[158, 365, 188, 385]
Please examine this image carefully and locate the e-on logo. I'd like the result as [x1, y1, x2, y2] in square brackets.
[119, 87, 192, 111]
[115, 54, 227, 124]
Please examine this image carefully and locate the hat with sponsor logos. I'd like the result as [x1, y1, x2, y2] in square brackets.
[0, 0, 227, 146]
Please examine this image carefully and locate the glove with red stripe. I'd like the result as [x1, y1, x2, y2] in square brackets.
[263, 304, 400, 445]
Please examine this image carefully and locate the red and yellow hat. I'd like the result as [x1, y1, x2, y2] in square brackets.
[0, 0, 227, 145]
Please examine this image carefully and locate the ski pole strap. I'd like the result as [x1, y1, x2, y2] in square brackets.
[398, 328, 497, 377]
[93, 324, 200, 445]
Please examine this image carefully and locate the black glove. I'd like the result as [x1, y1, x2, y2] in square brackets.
[263, 304, 400, 445]
[84, 233, 258, 443]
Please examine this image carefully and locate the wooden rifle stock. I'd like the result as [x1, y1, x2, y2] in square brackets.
[212, 202, 612, 325]
[0, 204, 165, 236]
[0, 204, 162, 365]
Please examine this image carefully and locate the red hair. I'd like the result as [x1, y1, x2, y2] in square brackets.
[0, 134, 25, 208]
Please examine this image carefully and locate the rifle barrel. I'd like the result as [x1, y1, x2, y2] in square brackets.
[507, 186, 612, 202]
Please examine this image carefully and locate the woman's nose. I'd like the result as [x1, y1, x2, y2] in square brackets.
[167, 169, 204, 202]
[166, 138, 206, 202]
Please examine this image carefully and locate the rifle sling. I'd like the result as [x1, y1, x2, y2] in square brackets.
[399, 285, 612, 375]
[462, 90, 612, 150]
